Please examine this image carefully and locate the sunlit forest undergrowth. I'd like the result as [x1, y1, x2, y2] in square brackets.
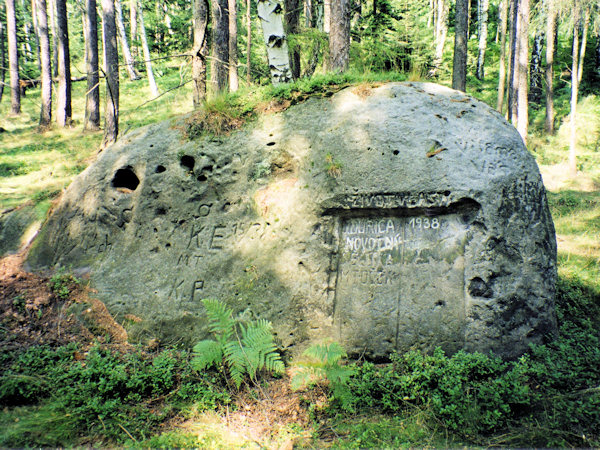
[1, 51, 600, 446]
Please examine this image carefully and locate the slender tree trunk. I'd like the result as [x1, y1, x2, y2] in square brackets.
[476, 0, 489, 79]
[0, 5, 5, 104]
[569, 5, 580, 177]
[228, 0, 239, 90]
[20, 0, 34, 61]
[529, 31, 544, 105]
[577, 7, 589, 84]
[323, 0, 329, 32]
[129, 0, 137, 57]
[545, 0, 556, 133]
[431, 0, 448, 75]
[84, 0, 100, 130]
[516, 0, 529, 142]
[305, 0, 312, 27]
[507, 0, 518, 123]
[314, 0, 323, 30]
[192, 0, 208, 106]
[49, 0, 57, 77]
[246, 0, 251, 83]
[211, 0, 228, 93]
[6, 0, 21, 114]
[56, 0, 71, 126]
[36, 0, 52, 126]
[284, 0, 300, 79]
[427, 0, 433, 28]
[452, 0, 468, 91]
[497, 0, 508, 112]
[31, 0, 41, 70]
[114, 0, 140, 80]
[102, 0, 119, 147]
[329, 0, 349, 72]
[137, 0, 158, 97]
[257, 0, 292, 84]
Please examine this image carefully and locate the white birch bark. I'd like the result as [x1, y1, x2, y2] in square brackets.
[257, 0, 292, 84]
[115, 0, 140, 80]
[137, 0, 158, 97]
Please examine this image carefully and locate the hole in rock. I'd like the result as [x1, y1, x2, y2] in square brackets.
[155, 165, 166, 173]
[393, 150, 399, 155]
[155, 207, 167, 215]
[267, 142, 276, 146]
[180, 155, 195, 172]
[165, 243, 171, 248]
[197, 174, 208, 182]
[111, 167, 139, 191]
[150, 144, 154, 148]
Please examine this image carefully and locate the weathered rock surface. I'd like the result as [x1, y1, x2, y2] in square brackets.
[1, 204, 44, 256]
[27, 82, 557, 358]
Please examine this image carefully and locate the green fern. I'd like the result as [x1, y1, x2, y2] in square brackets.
[191, 299, 284, 389]
[292, 342, 355, 411]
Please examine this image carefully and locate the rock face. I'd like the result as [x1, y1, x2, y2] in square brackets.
[27, 82, 558, 359]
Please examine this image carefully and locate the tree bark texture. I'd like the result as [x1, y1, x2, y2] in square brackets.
[36, 0, 52, 126]
[49, 0, 57, 77]
[497, 0, 508, 112]
[228, 0, 239, 90]
[452, 0, 468, 91]
[329, 0, 350, 72]
[137, 0, 158, 97]
[314, 0, 323, 31]
[323, 0, 329, 32]
[6, 0, 21, 114]
[476, 0, 489, 79]
[284, 0, 300, 79]
[577, 7, 589, 84]
[129, 0, 137, 57]
[516, 0, 528, 142]
[529, 31, 543, 105]
[432, 0, 448, 74]
[84, 0, 100, 130]
[211, 0, 229, 93]
[544, 0, 556, 133]
[569, 5, 580, 177]
[257, 0, 292, 84]
[56, 0, 72, 126]
[115, 0, 140, 80]
[102, 0, 119, 147]
[31, 0, 41, 71]
[507, 0, 518, 123]
[0, 6, 5, 104]
[192, 0, 208, 106]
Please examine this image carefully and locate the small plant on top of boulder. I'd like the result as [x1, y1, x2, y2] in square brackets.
[191, 299, 284, 389]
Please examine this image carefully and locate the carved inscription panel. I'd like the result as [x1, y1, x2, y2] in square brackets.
[334, 213, 468, 356]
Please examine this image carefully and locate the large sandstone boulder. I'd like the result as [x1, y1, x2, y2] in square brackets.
[27, 82, 557, 359]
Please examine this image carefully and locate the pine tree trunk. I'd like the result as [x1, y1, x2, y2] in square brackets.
[329, 0, 349, 72]
[115, 0, 140, 80]
[84, 0, 100, 130]
[569, 7, 580, 178]
[31, 0, 41, 71]
[36, 0, 52, 126]
[20, 0, 34, 61]
[6, 0, 21, 114]
[516, 0, 528, 142]
[257, 0, 292, 84]
[544, 0, 556, 133]
[192, 0, 208, 106]
[56, 0, 71, 126]
[476, 0, 489, 79]
[496, 0, 508, 112]
[452, 0, 468, 91]
[577, 7, 589, 85]
[137, 0, 158, 97]
[0, 5, 5, 104]
[129, 0, 137, 57]
[246, 0, 251, 83]
[507, 0, 518, 123]
[529, 31, 543, 105]
[211, 0, 229, 93]
[284, 0, 300, 79]
[323, 0, 329, 32]
[431, 0, 448, 74]
[228, 0, 239, 90]
[49, 0, 58, 77]
[102, 0, 119, 147]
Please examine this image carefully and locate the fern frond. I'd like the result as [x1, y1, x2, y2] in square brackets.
[191, 339, 223, 370]
[304, 342, 347, 366]
[291, 366, 324, 390]
[202, 298, 235, 341]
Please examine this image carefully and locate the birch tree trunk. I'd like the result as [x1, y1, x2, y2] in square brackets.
[452, 0, 468, 91]
[329, 0, 350, 72]
[569, 6, 580, 177]
[6, 0, 21, 114]
[284, 0, 300, 79]
[257, 0, 292, 84]
[476, 0, 489, 79]
[192, 0, 208, 106]
[211, 0, 229, 93]
[36, 0, 52, 127]
[84, 0, 100, 130]
[545, 0, 556, 133]
[56, 0, 71, 126]
[102, 0, 119, 147]
[577, 7, 589, 84]
[228, 0, 239, 91]
[137, 0, 158, 97]
[129, 0, 137, 57]
[497, 0, 508, 112]
[516, 0, 529, 143]
[115, 0, 140, 80]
